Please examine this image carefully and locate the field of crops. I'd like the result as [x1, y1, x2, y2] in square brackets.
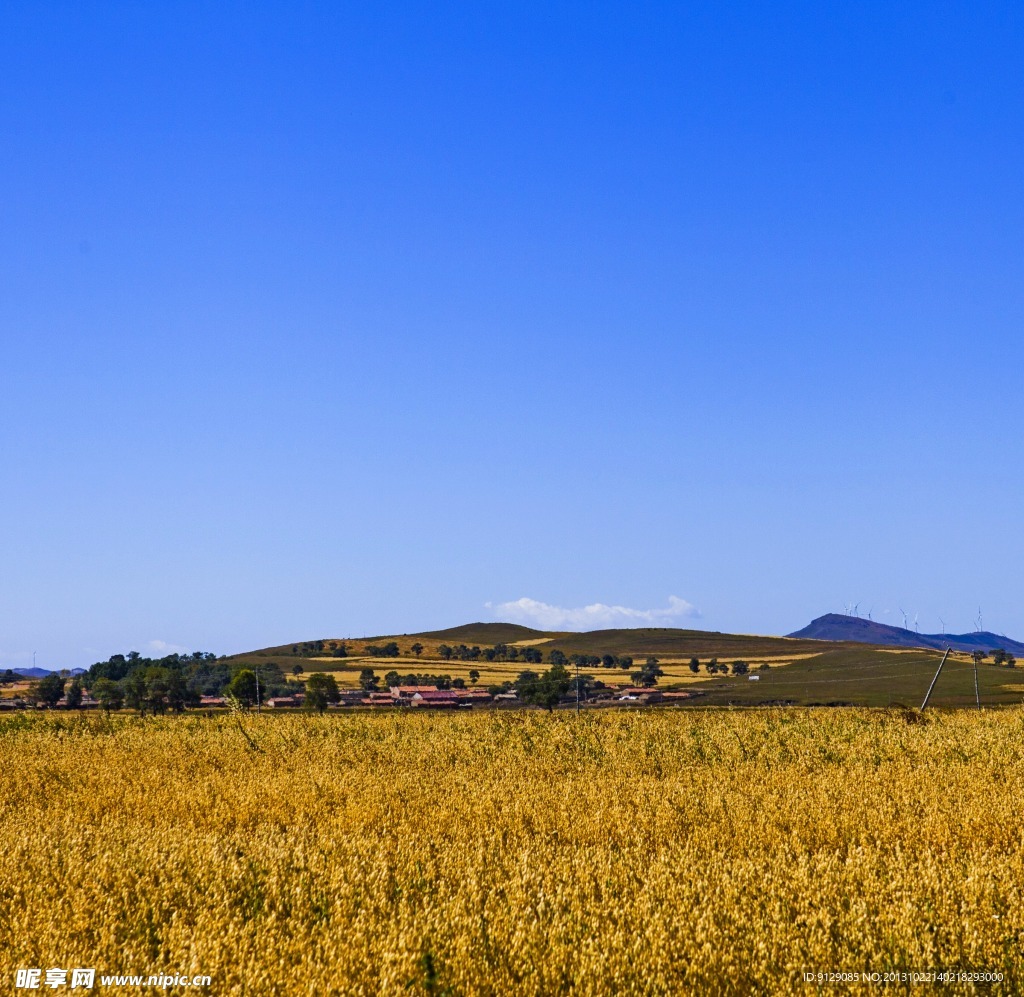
[2, 709, 1023, 994]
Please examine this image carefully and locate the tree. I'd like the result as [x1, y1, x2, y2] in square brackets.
[689, 657, 700, 674]
[227, 669, 259, 708]
[305, 672, 340, 712]
[548, 649, 567, 667]
[468, 669, 480, 685]
[144, 668, 171, 714]
[992, 649, 1007, 666]
[601, 654, 615, 669]
[452, 677, 466, 689]
[438, 644, 453, 661]
[411, 643, 424, 657]
[65, 677, 83, 710]
[516, 664, 571, 711]
[292, 664, 305, 677]
[632, 657, 664, 688]
[165, 670, 191, 712]
[33, 673, 65, 709]
[359, 668, 379, 692]
[123, 670, 148, 714]
[618, 655, 633, 671]
[731, 660, 749, 676]
[92, 678, 123, 714]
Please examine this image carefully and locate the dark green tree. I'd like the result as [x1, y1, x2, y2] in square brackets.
[468, 669, 480, 685]
[632, 657, 664, 687]
[305, 672, 340, 712]
[359, 668, 379, 692]
[227, 669, 259, 708]
[123, 670, 148, 713]
[92, 678, 123, 714]
[516, 664, 571, 711]
[65, 677, 83, 709]
[33, 673, 66, 708]
[411, 643, 424, 657]
[689, 657, 700, 673]
[166, 670, 191, 712]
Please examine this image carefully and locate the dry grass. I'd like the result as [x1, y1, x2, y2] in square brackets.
[2, 710, 1023, 994]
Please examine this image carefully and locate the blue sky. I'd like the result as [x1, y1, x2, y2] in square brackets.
[2, 2, 1023, 667]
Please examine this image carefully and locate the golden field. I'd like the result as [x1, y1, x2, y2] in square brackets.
[2, 710, 1023, 995]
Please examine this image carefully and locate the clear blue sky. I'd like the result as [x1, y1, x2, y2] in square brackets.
[2, 2, 1022, 668]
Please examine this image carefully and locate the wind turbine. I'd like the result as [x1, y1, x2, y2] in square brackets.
[938, 616, 946, 636]
[975, 608, 984, 633]
[899, 608, 909, 631]
[913, 613, 919, 633]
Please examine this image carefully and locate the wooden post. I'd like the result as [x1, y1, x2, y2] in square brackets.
[920, 647, 952, 711]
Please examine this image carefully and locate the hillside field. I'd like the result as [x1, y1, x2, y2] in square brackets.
[225, 625, 1024, 708]
[2, 710, 1022, 994]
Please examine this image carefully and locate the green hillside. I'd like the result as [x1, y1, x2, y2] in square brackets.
[691, 647, 1024, 708]
[223, 623, 1024, 708]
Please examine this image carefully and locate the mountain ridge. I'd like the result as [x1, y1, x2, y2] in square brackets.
[786, 613, 1024, 656]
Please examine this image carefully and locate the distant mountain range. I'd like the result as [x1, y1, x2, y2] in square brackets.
[8, 667, 86, 679]
[787, 614, 1024, 656]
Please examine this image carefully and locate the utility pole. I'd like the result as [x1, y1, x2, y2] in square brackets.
[972, 651, 982, 710]
[920, 647, 952, 711]
[255, 666, 261, 715]
[575, 658, 580, 716]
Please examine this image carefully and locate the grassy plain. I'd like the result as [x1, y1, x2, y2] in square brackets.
[2, 710, 1023, 994]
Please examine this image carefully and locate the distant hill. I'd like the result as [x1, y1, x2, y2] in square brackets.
[8, 667, 86, 679]
[228, 623, 852, 666]
[787, 614, 1024, 656]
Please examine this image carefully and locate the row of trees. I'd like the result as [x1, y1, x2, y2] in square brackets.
[290, 641, 349, 658]
[435, 643, 545, 664]
[379, 670, 481, 690]
[16, 651, 295, 714]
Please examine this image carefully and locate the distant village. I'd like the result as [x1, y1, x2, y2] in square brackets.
[0, 638, 775, 713]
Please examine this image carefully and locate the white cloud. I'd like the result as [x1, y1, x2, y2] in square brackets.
[146, 640, 191, 656]
[486, 595, 700, 631]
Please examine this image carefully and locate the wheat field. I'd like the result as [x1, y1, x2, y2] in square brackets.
[2, 710, 1022, 994]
